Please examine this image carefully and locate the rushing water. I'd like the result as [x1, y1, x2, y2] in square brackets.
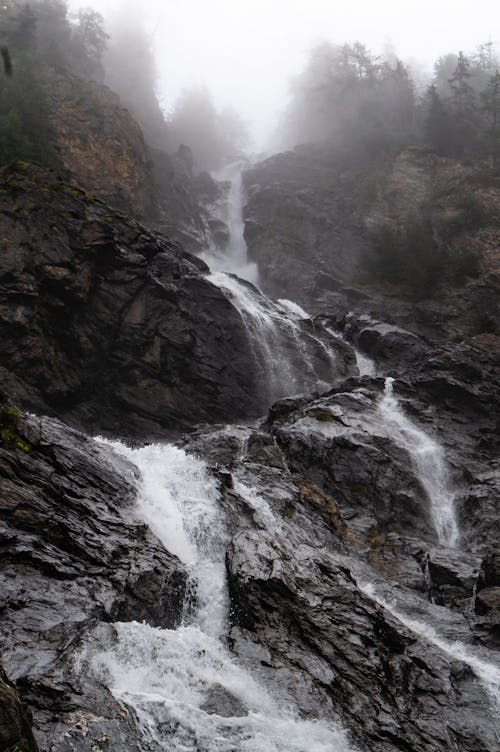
[377, 378, 460, 547]
[199, 162, 341, 403]
[199, 161, 258, 284]
[209, 271, 338, 402]
[89, 441, 354, 752]
[202, 163, 459, 544]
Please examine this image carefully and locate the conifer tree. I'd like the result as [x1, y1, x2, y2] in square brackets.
[424, 84, 451, 155]
[481, 70, 500, 170]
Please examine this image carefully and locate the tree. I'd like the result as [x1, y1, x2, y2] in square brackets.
[70, 8, 108, 81]
[447, 52, 477, 154]
[448, 51, 474, 117]
[0, 0, 60, 168]
[424, 84, 452, 155]
[167, 87, 248, 171]
[481, 70, 500, 169]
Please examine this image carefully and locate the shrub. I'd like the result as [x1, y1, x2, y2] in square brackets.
[0, 405, 31, 452]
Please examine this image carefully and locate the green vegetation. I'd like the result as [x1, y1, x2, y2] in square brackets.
[282, 39, 500, 167]
[448, 247, 481, 284]
[0, 404, 31, 452]
[0, 0, 107, 169]
[368, 215, 446, 299]
[307, 408, 336, 422]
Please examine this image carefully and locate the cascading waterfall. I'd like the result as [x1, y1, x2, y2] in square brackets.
[202, 163, 460, 547]
[209, 271, 337, 402]
[323, 324, 376, 377]
[89, 440, 354, 752]
[80, 161, 488, 750]
[199, 163, 340, 402]
[377, 378, 460, 548]
[199, 161, 258, 284]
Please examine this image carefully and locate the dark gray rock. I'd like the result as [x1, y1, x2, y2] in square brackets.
[199, 684, 248, 718]
[475, 587, 500, 616]
[0, 410, 187, 749]
[0, 163, 261, 440]
[340, 312, 431, 369]
[270, 381, 438, 541]
[416, 547, 482, 609]
[0, 664, 39, 752]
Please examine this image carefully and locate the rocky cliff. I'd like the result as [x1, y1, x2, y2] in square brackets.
[243, 145, 500, 346]
[0, 162, 263, 437]
[45, 72, 227, 259]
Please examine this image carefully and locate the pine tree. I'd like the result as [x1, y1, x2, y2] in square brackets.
[424, 84, 451, 155]
[481, 70, 500, 170]
[448, 51, 475, 117]
[447, 52, 477, 154]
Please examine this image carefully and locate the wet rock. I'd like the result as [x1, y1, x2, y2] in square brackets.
[243, 145, 500, 344]
[0, 410, 187, 749]
[200, 684, 248, 718]
[479, 551, 500, 588]
[0, 163, 261, 438]
[0, 664, 39, 752]
[416, 548, 482, 609]
[341, 312, 431, 369]
[182, 417, 498, 752]
[475, 587, 500, 616]
[226, 529, 497, 752]
[271, 382, 438, 540]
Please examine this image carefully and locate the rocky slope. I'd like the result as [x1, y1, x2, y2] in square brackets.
[47, 73, 156, 221]
[243, 145, 500, 345]
[0, 162, 266, 437]
[181, 355, 499, 752]
[46, 71, 229, 259]
[0, 405, 187, 750]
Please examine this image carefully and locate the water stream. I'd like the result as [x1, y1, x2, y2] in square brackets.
[359, 582, 500, 710]
[90, 441, 354, 752]
[377, 378, 460, 548]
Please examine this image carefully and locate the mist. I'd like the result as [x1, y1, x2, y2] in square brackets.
[67, 0, 500, 150]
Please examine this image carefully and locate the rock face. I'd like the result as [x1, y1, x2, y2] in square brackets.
[47, 74, 156, 220]
[243, 144, 500, 345]
[0, 162, 262, 437]
[179, 420, 498, 752]
[46, 72, 231, 261]
[0, 664, 39, 752]
[243, 145, 367, 303]
[0, 406, 187, 749]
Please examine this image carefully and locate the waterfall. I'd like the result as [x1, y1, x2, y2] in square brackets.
[199, 161, 258, 284]
[210, 271, 338, 403]
[323, 325, 376, 377]
[377, 378, 460, 547]
[88, 440, 354, 752]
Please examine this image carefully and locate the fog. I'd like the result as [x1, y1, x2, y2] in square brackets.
[67, 0, 500, 149]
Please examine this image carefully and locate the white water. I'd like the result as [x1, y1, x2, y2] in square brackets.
[89, 440, 354, 752]
[199, 161, 258, 284]
[199, 162, 460, 550]
[324, 325, 376, 377]
[210, 271, 338, 402]
[359, 582, 500, 711]
[378, 378, 460, 548]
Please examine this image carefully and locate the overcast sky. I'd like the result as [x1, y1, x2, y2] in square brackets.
[68, 0, 500, 148]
